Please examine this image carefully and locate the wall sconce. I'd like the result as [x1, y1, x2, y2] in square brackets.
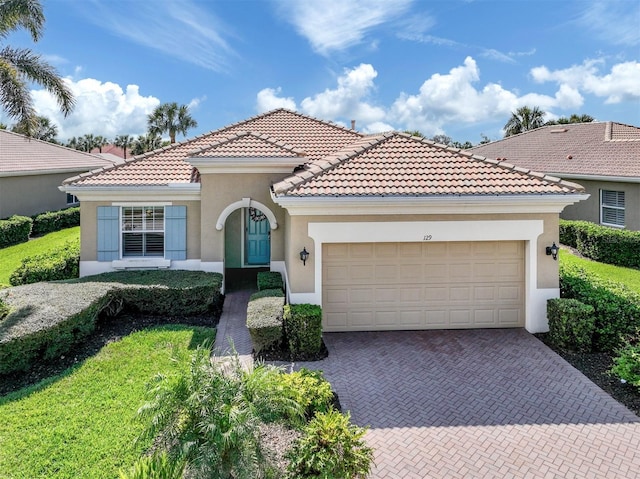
[546, 242, 559, 260]
[299, 247, 309, 265]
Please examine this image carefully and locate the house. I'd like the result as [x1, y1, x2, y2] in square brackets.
[61, 109, 587, 333]
[469, 122, 640, 230]
[0, 130, 116, 218]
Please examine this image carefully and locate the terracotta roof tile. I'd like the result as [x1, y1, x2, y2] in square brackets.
[190, 131, 305, 158]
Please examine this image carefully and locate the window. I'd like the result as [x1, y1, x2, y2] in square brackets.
[122, 206, 164, 256]
[600, 190, 625, 227]
[66, 193, 79, 205]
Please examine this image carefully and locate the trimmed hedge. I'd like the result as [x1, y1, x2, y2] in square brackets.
[257, 271, 283, 292]
[9, 239, 80, 286]
[284, 304, 323, 359]
[31, 207, 80, 236]
[547, 298, 595, 352]
[559, 219, 640, 268]
[246, 295, 285, 354]
[560, 262, 640, 352]
[0, 215, 32, 249]
[0, 271, 223, 375]
[249, 288, 284, 300]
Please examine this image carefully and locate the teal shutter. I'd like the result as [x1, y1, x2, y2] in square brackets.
[97, 206, 120, 261]
[165, 205, 187, 260]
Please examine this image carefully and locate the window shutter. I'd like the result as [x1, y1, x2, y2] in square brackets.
[97, 206, 120, 261]
[165, 205, 187, 260]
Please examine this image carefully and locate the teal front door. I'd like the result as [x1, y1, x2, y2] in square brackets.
[246, 208, 270, 265]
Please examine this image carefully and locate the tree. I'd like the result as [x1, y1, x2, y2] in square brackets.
[93, 135, 109, 153]
[430, 134, 452, 145]
[11, 114, 58, 142]
[546, 114, 595, 125]
[130, 132, 164, 156]
[403, 130, 425, 138]
[114, 134, 133, 159]
[0, 0, 74, 136]
[503, 106, 546, 137]
[452, 140, 473, 149]
[147, 102, 197, 144]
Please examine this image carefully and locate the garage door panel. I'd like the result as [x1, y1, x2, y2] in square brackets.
[499, 309, 522, 326]
[350, 243, 374, 258]
[399, 243, 423, 257]
[474, 309, 497, 326]
[350, 287, 374, 304]
[401, 287, 423, 302]
[399, 310, 423, 326]
[375, 264, 397, 281]
[375, 243, 398, 257]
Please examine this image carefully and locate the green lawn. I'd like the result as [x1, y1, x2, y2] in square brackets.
[0, 325, 215, 479]
[560, 248, 640, 293]
[0, 227, 80, 287]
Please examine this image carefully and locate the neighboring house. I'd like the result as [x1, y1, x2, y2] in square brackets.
[62, 109, 587, 333]
[470, 122, 640, 230]
[0, 130, 116, 218]
[91, 144, 130, 160]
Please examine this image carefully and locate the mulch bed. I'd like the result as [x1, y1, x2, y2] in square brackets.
[0, 312, 219, 397]
[254, 340, 329, 363]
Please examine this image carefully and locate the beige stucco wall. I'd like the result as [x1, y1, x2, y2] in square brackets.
[200, 172, 287, 264]
[224, 209, 242, 268]
[561, 179, 640, 230]
[0, 172, 78, 218]
[284, 212, 560, 294]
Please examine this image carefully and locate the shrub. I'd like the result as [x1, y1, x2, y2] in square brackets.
[0, 297, 10, 320]
[119, 452, 185, 479]
[547, 298, 595, 352]
[9, 239, 80, 285]
[286, 409, 374, 479]
[0, 215, 32, 249]
[278, 369, 334, 421]
[250, 288, 285, 300]
[284, 304, 323, 360]
[610, 335, 640, 389]
[257, 271, 283, 292]
[247, 296, 285, 354]
[31, 207, 80, 237]
[560, 262, 640, 352]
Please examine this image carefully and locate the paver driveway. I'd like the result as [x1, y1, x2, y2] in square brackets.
[296, 329, 640, 478]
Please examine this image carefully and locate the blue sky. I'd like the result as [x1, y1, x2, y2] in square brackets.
[4, 0, 640, 143]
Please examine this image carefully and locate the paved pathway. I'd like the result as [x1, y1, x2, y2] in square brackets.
[215, 292, 640, 478]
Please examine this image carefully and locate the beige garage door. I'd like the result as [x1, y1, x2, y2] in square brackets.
[322, 241, 525, 331]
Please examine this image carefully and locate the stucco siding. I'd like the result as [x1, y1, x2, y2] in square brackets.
[0, 172, 78, 218]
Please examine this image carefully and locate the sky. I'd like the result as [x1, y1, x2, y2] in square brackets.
[3, 0, 640, 144]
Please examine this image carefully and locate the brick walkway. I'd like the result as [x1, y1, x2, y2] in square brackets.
[215, 292, 640, 478]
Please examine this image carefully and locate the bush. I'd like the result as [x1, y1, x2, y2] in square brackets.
[560, 262, 640, 352]
[610, 335, 640, 389]
[278, 369, 334, 420]
[284, 304, 323, 360]
[246, 296, 285, 354]
[31, 207, 80, 236]
[250, 288, 285, 300]
[119, 452, 185, 479]
[286, 409, 374, 479]
[9, 239, 80, 285]
[547, 298, 595, 352]
[257, 271, 283, 292]
[0, 215, 32, 249]
[0, 297, 10, 320]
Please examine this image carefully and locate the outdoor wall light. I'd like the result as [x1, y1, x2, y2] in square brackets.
[300, 247, 309, 265]
[546, 242, 559, 260]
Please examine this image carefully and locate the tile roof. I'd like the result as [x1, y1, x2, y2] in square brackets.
[191, 131, 306, 158]
[65, 109, 362, 187]
[0, 130, 115, 175]
[469, 122, 640, 178]
[273, 133, 583, 197]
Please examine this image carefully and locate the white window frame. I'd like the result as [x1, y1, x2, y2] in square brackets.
[600, 189, 625, 228]
[121, 206, 166, 257]
[66, 193, 79, 205]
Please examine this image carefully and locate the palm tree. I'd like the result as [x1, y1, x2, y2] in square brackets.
[114, 134, 133, 159]
[503, 106, 546, 137]
[0, 0, 74, 136]
[147, 102, 197, 144]
[130, 132, 164, 155]
[547, 114, 595, 125]
[93, 135, 109, 153]
[11, 115, 58, 142]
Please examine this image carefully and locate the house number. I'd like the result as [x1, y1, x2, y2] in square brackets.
[423, 235, 433, 241]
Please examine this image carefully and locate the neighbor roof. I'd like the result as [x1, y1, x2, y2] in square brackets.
[272, 133, 583, 197]
[0, 130, 115, 176]
[64, 109, 362, 187]
[191, 131, 306, 158]
[469, 122, 640, 178]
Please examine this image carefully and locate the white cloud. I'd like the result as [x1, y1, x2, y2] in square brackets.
[31, 78, 160, 141]
[576, 0, 640, 46]
[256, 87, 297, 112]
[362, 121, 395, 134]
[275, 0, 413, 55]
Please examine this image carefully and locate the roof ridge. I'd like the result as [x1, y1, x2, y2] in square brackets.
[188, 130, 306, 157]
[0, 129, 111, 162]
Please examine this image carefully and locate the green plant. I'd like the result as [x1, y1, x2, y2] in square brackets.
[278, 369, 334, 421]
[247, 296, 285, 354]
[0, 297, 9, 320]
[284, 304, 323, 359]
[250, 288, 285, 300]
[610, 334, 640, 389]
[31, 207, 80, 236]
[9, 238, 80, 285]
[547, 298, 595, 352]
[286, 409, 374, 479]
[257, 271, 283, 292]
[0, 215, 32, 248]
[119, 452, 185, 479]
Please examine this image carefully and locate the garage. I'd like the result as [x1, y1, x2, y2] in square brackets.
[322, 241, 525, 331]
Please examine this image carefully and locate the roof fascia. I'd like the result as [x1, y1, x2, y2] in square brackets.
[187, 156, 304, 174]
[550, 173, 640, 184]
[59, 184, 201, 202]
[0, 166, 109, 178]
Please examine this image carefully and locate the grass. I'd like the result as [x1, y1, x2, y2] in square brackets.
[560, 248, 640, 293]
[0, 227, 80, 287]
[0, 325, 215, 479]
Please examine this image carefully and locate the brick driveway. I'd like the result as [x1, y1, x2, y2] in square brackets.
[297, 329, 640, 478]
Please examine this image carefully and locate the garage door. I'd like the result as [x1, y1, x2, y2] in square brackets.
[322, 241, 525, 331]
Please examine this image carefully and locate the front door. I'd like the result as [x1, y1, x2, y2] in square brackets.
[245, 207, 270, 265]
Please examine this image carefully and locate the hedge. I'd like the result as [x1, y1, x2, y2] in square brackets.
[257, 271, 283, 292]
[31, 207, 80, 236]
[559, 219, 640, 268]
[9, 239, 80, 286]
[560, 262, 640, 352]
[547, 298, 595, 352]
[284, 304, 323, 359]
[246, 295, 285, 354]
[0, 271, 223, 375]
[249, 288, 284, 300]
[0, 215, 32, 249]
